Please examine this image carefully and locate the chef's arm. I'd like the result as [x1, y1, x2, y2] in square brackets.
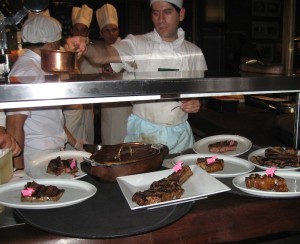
[64, 36, 121, 64]
[64, 126, 84, 151]
[84, 42, 121, 64]
[180, 99, 201, 113]
[6, 114, 26, 169]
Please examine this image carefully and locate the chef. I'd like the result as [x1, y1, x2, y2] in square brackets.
[6, 15, 77, 169]
[65, 0, 207, 153]
[64, 4, 94, 150]
[0, 111, 21, 157]
[94, 4, 132, 145]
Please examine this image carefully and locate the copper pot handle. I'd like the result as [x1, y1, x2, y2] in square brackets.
[114, 145, 133, 161]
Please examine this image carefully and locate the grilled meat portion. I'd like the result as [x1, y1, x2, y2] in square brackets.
[21, 181, 65, 202]
[197, 157, 224, 173]
[208, 140, 237, 153]
[47, 156, 78, 176]
[132, 165, 193, 206]
[245, 173, 288, 192]
[250, 147, 300, 168]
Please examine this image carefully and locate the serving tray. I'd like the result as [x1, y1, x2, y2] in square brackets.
[15, 173, 194, 239]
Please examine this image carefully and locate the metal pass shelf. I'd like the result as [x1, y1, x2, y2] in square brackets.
[1, 71, 300, 146]
[0, 71, 300, 109]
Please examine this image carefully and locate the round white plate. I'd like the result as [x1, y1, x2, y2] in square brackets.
[233, 171, 300, 198]
[0, 179, 97, 209]
[25, 151, 92, 180]
[248, 148, 300, 171]
[165, 154, 255, 178]
[193, 135, 252, 156]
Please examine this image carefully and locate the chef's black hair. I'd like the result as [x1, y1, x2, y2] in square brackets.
[170, 3, 181, 13]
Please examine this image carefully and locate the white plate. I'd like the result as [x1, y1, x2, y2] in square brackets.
[0, 179, 97, 209]
[193, 135, 252, 156]
[233, 171, 300, 198]
[117, 165, 230, 210]
[164, 154, 255, 178]
[248, 148, 300, 171]
[25, 151, 91, 180]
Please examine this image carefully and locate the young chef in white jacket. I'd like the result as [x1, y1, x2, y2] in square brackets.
[6, 15, 78, 169]
[95, 4, 132, 145]
[65, 0, 207, 153]
[64, 4, 94, 150]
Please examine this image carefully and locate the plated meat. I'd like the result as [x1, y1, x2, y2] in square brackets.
[250, 146, 300, 168]
[21, 181, 65, 202]
[197, 157, 224, 173]
[132, 165, 193, 206]
[208, 140, 237, 153]
[245, 173, 288, 192]
[47, 156, 78, 176]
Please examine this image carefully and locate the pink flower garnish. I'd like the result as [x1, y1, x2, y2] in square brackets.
[173, 161, 183, 172]
[206, 156, 217, 165]
[266, 167, 276, 177]
[70, 159, 76, 169]
[21, 187, 35, 197]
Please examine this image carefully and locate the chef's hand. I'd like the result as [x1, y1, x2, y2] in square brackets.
[0, 132, 22, 157]
[64, 36, 87, 57]
[180, 99, 201, 113]
[74, 139, 84, 151]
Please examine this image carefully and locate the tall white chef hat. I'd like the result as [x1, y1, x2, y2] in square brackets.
[21, 15, 62, 43]
[150, 0, 183, 8]
[72, 4, 93, 28]
[96, 4, 118, 31]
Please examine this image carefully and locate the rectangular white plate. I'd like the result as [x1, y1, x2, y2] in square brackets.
[117, 165, 230, 210]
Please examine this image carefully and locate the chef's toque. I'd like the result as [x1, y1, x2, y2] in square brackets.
[96, 4, 118, 31]
[21, 15, 62, 43]
[72, 4, 93, 28]
[150, 0, 183, 8]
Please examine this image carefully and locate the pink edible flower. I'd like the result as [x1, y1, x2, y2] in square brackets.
[266, 167, 276, 177]
[173, 161, 183, 172]
[70, 159, 76, 169]
[206, 156, 218, 165]
[21, 187, 35, 197]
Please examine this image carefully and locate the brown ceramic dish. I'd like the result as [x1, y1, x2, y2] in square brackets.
[81, 142, 169, 183]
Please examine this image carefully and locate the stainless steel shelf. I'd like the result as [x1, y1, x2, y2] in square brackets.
[1, 72, 300, 109]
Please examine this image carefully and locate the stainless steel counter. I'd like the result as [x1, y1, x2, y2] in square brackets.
[0, 72, 300, 109]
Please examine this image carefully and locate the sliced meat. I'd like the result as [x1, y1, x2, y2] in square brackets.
[245, 173, 288, 192]
[132, 165, 193, 206]
[21, 181, 65, 202]
[208, 140, 237, 153]
[197, 157, 224, 173]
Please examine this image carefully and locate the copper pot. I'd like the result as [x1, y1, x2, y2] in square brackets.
[40, 49, 75, 73]
[81, 142, 169, 183]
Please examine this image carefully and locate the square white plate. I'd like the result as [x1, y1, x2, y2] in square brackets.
[117, 165, 230, 210]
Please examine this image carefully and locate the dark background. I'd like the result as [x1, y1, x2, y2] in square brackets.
[1, 0, 300, 75]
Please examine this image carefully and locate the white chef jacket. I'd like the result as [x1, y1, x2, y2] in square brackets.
[81, 38, 132, 145]
[7, 49, 67, 167]
[111, 28, 207, 153]
[63, 46, 96, 150]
